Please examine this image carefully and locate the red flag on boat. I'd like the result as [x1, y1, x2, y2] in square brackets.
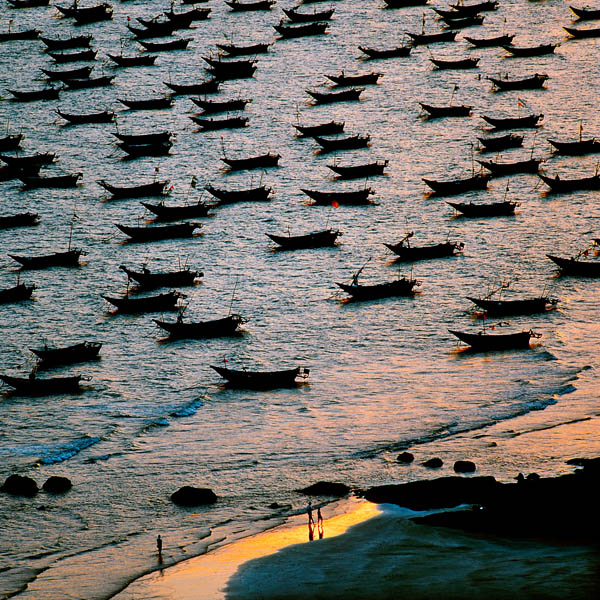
[223, 357, 228, 363]
[331, 201, 339, 208]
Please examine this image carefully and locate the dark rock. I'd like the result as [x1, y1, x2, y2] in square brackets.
[454, 460, 476, 473]
[170, 486, 217, 506]
[1, 474, 38, 497]
[43, 476, 72, 494]
[422, 457, 443, 468]
[397, 452, 414, 464]
[268, 502, 281, 509]
[526, 472, 540, 481]
[297, 481, 350, 497]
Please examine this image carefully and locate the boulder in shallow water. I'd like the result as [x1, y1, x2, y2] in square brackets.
[297, 481, 350, 497]
[1, 474, 39, 497]
[43, 476, 72, 494]
[454, 460, 476, 473]
[397, 452, 414, 464]
[422, 457, 443, 468]
[171, 486, 217, 506]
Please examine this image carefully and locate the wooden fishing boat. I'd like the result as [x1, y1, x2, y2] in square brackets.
[63, 76, 114, 90]
[107, 53, 157, 67]
[439, 14, 484, 28]
[40, 34, 92, 49]
[164, 6, 211, 24]
[117, 141, 172, 158]
[138, 38, 191, 52]
[72, 3, 113, 24]
[221, 152, 280, 170]
[327, 160, 388, 179]
[282, 7, 334, 21]
[336, 276, 419, 300]
[0, 282, 35, 304]
[56, 109, 114, 124]
[449, 329, 538, 351]
[266, 229, 341, 249]
[0, 374, 86, 396]
[569, 5, 600, 20]
[406, 30, 457, 45]
[476, 158, 541, 177]
[127, 23, 176, 39]
[313, 134, 370, 152]
[547, 138, 600, 155]
[430, 56, 479, 69]
[463, 34, 514, 47]
[164, 79, 219, 95]
[481, 113, 543, 130]
[19, 172, 82, 189]
[47, 49, 97, 63]
[191, 98, 251, 113]
[7, 0, 49, 6]
[30, 341, 102, 367]
[0, 212, 40, 229]
[384, 236, 463, 261]
[503, 43, 558, 57]
[563, 25, 600, 38]
[8, 87, 60, 101]
[102, 291, 184, 313]
[382, 0, 428, 6]
[216, 42, 271, 56]
[447, 200, 518, 216]
[8, 248, 85, 269]
[210, 365, 309, 389]
[423, 173, 490, 195]
[226, 0, 275, 9]
[154, 314, 246, 339]
[141, 201, 214, 221]
[206, 62, 257, 80]
[450, 0, 498, 13]
[358, 45, 411, 59]
[419, 103, 472, 118]
[118, 96, 174, 110]
[538, 172, 600, 192]
[0, 152, 56, 168]
[487, 73, 548, 91]
[115, 222, 201, 242]
[0, 133, 23, 152]
[547, 254, 600, 276]
[325, 72, 382, 86]
[0, 164, 40, 182]
[0, 28, 40, 42]
[189, 116, 249, 130]
[205, 184, 273, 204]
[274, 21, 329, 38]
[466, 296, 557, 316]
[294, 120, 344, 137]
[98, 179, 169, 199]
[41, 65, 93, 81]
[119, 265, 201, 289]
[302, 187, 374, 205]
[478, 133, 523, 152]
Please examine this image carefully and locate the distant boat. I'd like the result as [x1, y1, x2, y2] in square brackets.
[226, 0, 275, 10]
[327, 160, 388, 179]
[447, 200, 518, 217]
[382, 0, 429, 7]
[56, 109, 115, 124]
[274, 21, 329, 38]
[406, 30, 458, 45]
[503, 43, 558, 57]
[138, 38, 191, 52]
[30, 341, 102, 368]
[118, 97, 174, 110]
[569, 5, 600, 20]
[102, 291, 185, 313]
[301, 187, 374, 205]
[0, 374, 86, 396]
[547, 254, 600, 276]
[0, 133, 24, 152]
[282, 7, 334, 22]
[115, 129, 172, 144]
[210, 365, 309, 389]
[313, 134, 370, 152]
[0, 282, 35, 304]
[477, 133, 523, 152]
[294, 120, 345, 137]
[98, 179, 170, 199]
[119, 265, 202, 290]
[324, 71, 382, 86]
[63, 75, 114, 90]
[216, 42, 271, 56]
[538, 172, 600, 192]
[449, 0, 498, 14]
[189, 115, 249, 131]
[423, 173, 490, 195]
[164, 79, 219, 95]
[449, 329, 539, 351]
[191, 97, 251, 113]
[564, 25, 600, 38]
[487, 73, 548, 91]
[481, 113, 543, 130]
[476, 158, 542, 177]
[385, 234, 463, 261]
[358, 45, 411, 59]
[336, 276, 419, 300]
[221, 152, 280, 171]
[154, 314, 246, 339]
[0, 212, 40, 230]
[466, 296, 557, 316]
[266, 229, 341, 249]
[40, 34, 92, 50]
[547, 138, 600, 155]
[141, 201, 214, 221]
[205, 184, 273, 204]
[107, 53, 157, 67]
[8, 248, 85, 269]
[419, 103, 472, 118]
[0, 28, 40, 42]
[306, 87, 364, 104]
[430, 57, 479, 70]
[115, 222, 202, 242]
[463, 34, 514, 47]
[8, 87, 60, 102]
[19, 172, 82, 189]
[47, 49, 97, 63]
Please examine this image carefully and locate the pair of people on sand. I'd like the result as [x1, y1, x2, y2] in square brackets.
[307, 502, 324, 540]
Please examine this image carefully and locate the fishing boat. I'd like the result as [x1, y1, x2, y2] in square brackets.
[438, 14, 484, 28]
[137, 38, 191, 52]
[0, 212, 39, 229]
[98, 179, 169, 199]
[190, 116, 249, 130]
[154, 314, 246, 339]
[450, 0, 498, 14]
[164, 6, 211, 24]
[30, 341, 102, 368]
[191, 98, 251, 113]
[0, 152, 56, 168]
[0, 164, 40, 182]
[0, 374, 86, 396]
[487, 73, 548, 91]
[118, 97, 174, 110]
[538, 172, 600, 192]
[422, 173, 490, 195]
[478, 133, 523, 152]
[324, 72, 382, 86]
[327, 160, 388, 179]
[221, 152, 280, 170]
[569, 5, 600, 20]
[447, 200, 518, 217]
[466, 296, 557, 316]
[430, 57, 479, 69]
[47, 49, 97, 63]
[115, 222, 201, 242]
[127, 23, 176, 39]
[206, 60, 257, 80]
[141, 201, 214, 221]
[216, 42, 271, 56]
[503, 43, 558, 57]
[383, 0, 428, 6]
[449, 329, 539, 351]
[564, 25, 600, 38]
[406, 30, 458, 45]
[41, 65, 93, 80]
[547, 254, 600, 276]
[313, 134, 370, 152]
[205, 184, 273, 204]
[547, 138, 600, 155]
[481, 113, 544, 130]
[336, 276, 419, 300]
[102, 291, 185, 313]
[63, 75, 114, 90]
[283, 7, 334, 21]
[226, 0, 275, 10]
[119, 265, 201, 289]
[19, 172, 82, 189]
[306, 87, 364, 104]
[72, 3, 113, 24]
[266, 229, 341, 249]
[8, 88, 60, 102]
[463, 34, 514, 47]
[164, 79, 219, 95]
[40, 34, 92, 50]
[274, 21, 329, 38]
[294, 120, 344, 137]
[56, 109, 114, 124]
[0, 282, 35, 304]
[107, 53, 157, 67]
[301, 187, 374, 205]
[419, 103, 472, 118]
[0, 29, 40, 42]
[8, 248, 85, 269]
[384, 233, 463, 261]
[0, 133, 23, 152]
[358, 45, 411, 59]
[210, 365, 309, 389]
[476, 158, 542, 177]
[117, 141, 172, 158]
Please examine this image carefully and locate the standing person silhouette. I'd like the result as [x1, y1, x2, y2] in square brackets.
[307, 502, 315, 541]
[317, 508, 324, 539]
[156, 534, 163, 558]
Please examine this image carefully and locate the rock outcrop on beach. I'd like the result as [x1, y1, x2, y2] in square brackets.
[297, 481, 350, 497]
[170, 486, 217, 506]
[1, 474, 39, 497]
[365, 460, 600, 543]
[422, 457, 443, 468]
[453, 460, 476, 473]
[43, 476, 73, 494]
[397, 452, 414, 463]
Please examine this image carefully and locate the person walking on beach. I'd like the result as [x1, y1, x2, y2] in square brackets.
[317, 507, 324, 539]
[156, 534, 163, 557]
[307, 502, 315, 541]
[307, 502, 315, 525]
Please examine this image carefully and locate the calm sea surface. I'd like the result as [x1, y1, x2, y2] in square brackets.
[1, 0, 600, 597]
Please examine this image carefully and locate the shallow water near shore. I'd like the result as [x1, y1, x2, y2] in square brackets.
[2, 0, 600, 598]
